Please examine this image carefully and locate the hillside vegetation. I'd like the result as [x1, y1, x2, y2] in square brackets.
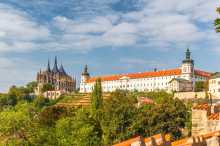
[0, 80, 191, 146]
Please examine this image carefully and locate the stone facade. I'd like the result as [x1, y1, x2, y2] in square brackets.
[168, 78, 193, 92]
[192, 103, 220, 136]
[174, 92, 206, 100]
[35, 57, 76, 95]
[209, 72, 220, 98]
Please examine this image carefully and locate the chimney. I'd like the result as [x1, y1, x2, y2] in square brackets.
[154, 68, 157, 72]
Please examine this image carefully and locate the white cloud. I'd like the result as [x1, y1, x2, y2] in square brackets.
[0, 0, 220, 92]
[0, 3, 50, 53]
[0, 0, 219, 53]
[0, 56, 38, 92]
[120, 57, 167, 70]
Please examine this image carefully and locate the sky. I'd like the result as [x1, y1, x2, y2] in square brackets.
[0, 0, 220, 92]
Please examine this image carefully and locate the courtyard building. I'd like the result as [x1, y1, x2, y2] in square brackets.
[80, 49, 211, 93]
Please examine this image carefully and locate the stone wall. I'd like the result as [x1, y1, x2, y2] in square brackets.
[174, 92, 206, 100]
[192, 109, 210, 136]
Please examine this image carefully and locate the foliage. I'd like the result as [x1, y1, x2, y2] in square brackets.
[33, 96, 50, 109]
[194, 81, 207, 92]
[0, 84, 190, 145]
[0, 94, 17, 108]
[91, 78, 103, 116]
[56, 108, 102, 146]
[26, 81, 38, 93]
[101, 90, 138, 145]
[39, 106, 70, 126]
[0, 103, 34, 143]
[134, 97, 188, 140]
[41, 83, 55, 93]
[215, 7, 220, 32]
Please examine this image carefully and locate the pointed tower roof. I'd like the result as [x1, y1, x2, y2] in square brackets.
[52, 56, 59, 73]
[59, 64, 67, 75]
[82, 64, 90, 76]
[47, 59, 51, 72]
[182, 48, 194, 64]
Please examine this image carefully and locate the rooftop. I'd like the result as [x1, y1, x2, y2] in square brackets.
[192, 103, 209, 111]
[86, 69, 211, 83]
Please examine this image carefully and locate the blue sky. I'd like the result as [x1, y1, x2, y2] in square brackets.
[0, 0, 220, 92]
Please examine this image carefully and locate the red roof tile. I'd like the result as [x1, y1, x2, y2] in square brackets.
[87, 68, 181, 83]
[113, 136, 142, 146]
[194, 69, 211, 78]
[208, 113, 219, 120]
[192, 103, 209, 110]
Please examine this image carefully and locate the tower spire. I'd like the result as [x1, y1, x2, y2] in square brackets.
[186, 48, 191, 60]
[47, 59, 51, 72]
[182, 48, 194, 65]
[52, 56, 59, 73]
[82, 64, 89, 76]
[59, 63, 67, 75]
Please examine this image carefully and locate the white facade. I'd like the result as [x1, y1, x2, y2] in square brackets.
[80, 49, 211, 93]
[209, 73, 220, 98]
[168, 78, 193, 92]
[43, 90, 65, 100]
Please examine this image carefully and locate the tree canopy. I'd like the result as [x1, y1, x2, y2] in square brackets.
[0, 81, 190, 145]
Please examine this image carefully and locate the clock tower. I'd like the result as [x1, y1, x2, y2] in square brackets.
[181, 48, 194, 81]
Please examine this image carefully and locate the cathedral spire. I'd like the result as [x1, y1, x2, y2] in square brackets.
[47, 59, 51, 72]
[52, 56, 59, 73]
[59, 63, 67, 75]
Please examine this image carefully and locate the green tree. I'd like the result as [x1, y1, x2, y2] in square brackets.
[26, 81, 38, 93]
[215, 7, 220, 32]
[194, 81, 205, 92]
[55, 108, 102, 146]
[0, 94, 17, 108]
[133, 96, 188, 140]
[101, 90, 138, 145]
[91, 78, 103, 115]
[33, 96, 50, 109]
[41, 83, 55, 93]
[0, 103, 34, 144]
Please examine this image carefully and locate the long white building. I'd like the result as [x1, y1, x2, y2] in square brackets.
[80, 49, 211, 93]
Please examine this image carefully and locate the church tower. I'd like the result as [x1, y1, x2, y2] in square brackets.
[81, 64, 90, 83]
[80, 65, 90, 93]
[181, 48, 194, 81]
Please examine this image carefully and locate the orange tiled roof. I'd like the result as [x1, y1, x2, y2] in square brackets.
[192, 103, 209, 110]
[113, 134, 171, 146]
[194, 69, 211, 78]
[144, 133, 165, 145]
[171, 138, 189, 146]
[171, 131, 220, 146]
[87, 68, 181, 83]
[208, 113, 219, 120]
[113, 136, 142, 146]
